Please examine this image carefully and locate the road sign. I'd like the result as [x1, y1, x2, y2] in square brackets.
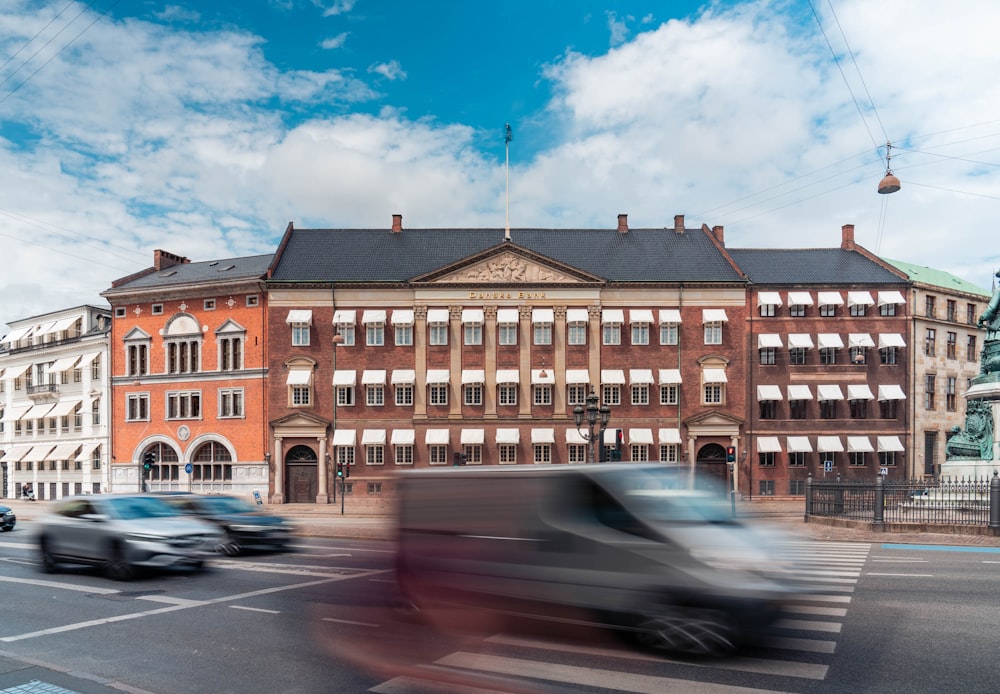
[184, 463, 193, 474]
[253, 490, 263, 505]
[824, 460, 833, 473]
[879, 466, 889, 476]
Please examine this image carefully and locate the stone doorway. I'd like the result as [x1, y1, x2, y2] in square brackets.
[285, 445, 317, 503]
[696, 443, 729, 494]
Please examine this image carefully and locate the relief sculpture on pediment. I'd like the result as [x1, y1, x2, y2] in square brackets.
[441, 253, 576, 283]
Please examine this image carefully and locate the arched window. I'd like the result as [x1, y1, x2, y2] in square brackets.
[191, 441, 233, 482]
[145, 442, 180, 481]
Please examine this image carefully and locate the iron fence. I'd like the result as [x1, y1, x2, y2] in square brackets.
[806, 471, 1000, 530]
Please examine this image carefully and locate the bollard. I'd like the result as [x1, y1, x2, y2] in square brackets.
[873, 474, 885, 527]
[990, 470, 1000, 531]
[805, 473, 813, 520]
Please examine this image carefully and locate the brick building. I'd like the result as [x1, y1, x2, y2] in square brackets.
[101, 250, 272, 495]
[265, 214, 752, 504]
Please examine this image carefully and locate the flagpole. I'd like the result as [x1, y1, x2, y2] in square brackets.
[504, 123, 512, 242]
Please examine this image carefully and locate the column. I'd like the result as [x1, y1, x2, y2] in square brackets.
[553, 306, 567, 417]
[587, 305, 602, 392]
[316, 436, 329, 504]
[272, 437, 284, 503]
[484, 306, 498, 418]
[449, 306, 462, 418]
[518, 306, 532, 418]
[413, 306, 427, 419]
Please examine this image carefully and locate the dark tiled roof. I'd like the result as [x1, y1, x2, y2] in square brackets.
[270, 228, 744, 283]
[107, 254, 273, 292]
[727, 248, 904, 285]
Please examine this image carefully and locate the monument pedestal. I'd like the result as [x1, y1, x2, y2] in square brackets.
[942, 379, 1000, 480]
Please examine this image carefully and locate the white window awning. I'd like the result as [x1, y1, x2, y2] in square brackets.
[878, 290, 906, 306]
[786, 436, 813, 453]
[565, 308, 589, 324]
[461, 308, 484, 324]
[391, 309, 414, 325]
[757, 384, 783, 401]
[601, 369, 626, 385]
[757, 436, 782, 453]
[461, 369, 485, 384]
[531, 428, 555, 444]
[702, 308, 728, 323]
[629, 369, 654, 385]
[361, 429, 386, 445]
[361, 369, 386, 385]
[362, 309, 386, 324]
[658, 369, 682, 384]
[630, 309, 654, 324]
[332, 309, 356, 325]
[332, 429, 356, 446]
[659, 309, 682, 324]
[461, 428, 485, 445]
[787, 291, 813, 306]
[332, 369, 356, 386]
[848, 291, 875, 307]
[601, 309, 624, 324]
[787, 333, 814, 349]
[48, 356, 80, 373]
[877, 436, 905, 452]
[817, 385, 844, 401]
[24, 445, 54, 462]
[531, 308, 554, 324]
[495, 369, 520, 384]
[787, 384, 813, 400]
[878, 384, 907, 401]
[25, 404, 54, 420]
[565, 428, 588, 444]
[48, 400, 82, 418]
[426, 308, 449, 324]
[703, 368, 727, 383]
[531, 369, 554, 385]
[391, 429, 416, 445]
[847, 384, 875, 400]
[79, 352, 101, 366]
[817, 291, 844, 306]
[879, 333, 906, 349]
[817, 436, 844, 453]
[391, 369, 416, 385]
[0, 445, 32, 463]
[76, 442, 99, 461]
[565, 369, 590, 384]
[758, 333, 782, 349]
[425, 369, 450, 384]
[4, 405, 31, 422]
[425, 429, 449, 445]
[757, 291, 782, 306]
[1, 326, 32, 344]
[496, 308, 520, 324]
[658, 428, 682, 444]
[287, 369, 313, 386]
[817, 333, 844, 350]
[5, 363, 31, 380]
[496, 428, 520, 444]
[285, 309, 312, 325]
[849, 333, 876, 348]
[847, 436, 874, 453]
[629, 428, 654, 445]
[603, 429, 620, 445]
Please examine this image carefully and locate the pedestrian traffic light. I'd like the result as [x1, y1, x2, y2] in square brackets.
[726, 446, 736, 463]
[142, 451, 156, 471]
[614, 429, 624, 461]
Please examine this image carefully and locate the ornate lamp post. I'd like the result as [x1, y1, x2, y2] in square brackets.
[573, 388, 611, 464]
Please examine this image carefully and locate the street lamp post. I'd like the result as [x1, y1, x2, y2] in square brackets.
[573, 388, 611, 464]
[331, 332, 344, 506]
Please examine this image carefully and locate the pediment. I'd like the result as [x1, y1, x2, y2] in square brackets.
[215, 318, 246, 334]
[684, 410, 744, 428]
[411, 244, 603, 286]
[270, 411, 329, 431]
[123, 326, 152, 341]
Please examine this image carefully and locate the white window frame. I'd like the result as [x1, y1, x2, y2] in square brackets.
[336, 324, 356, 346]
[659, 323, 679, 345]
[126, 393, 149, 421]
[498, 444, 517, 464]
[533, 384, 552, 406]
[429, 323, 448, 346]
[429, 384, 448, 406]
[704, 321, 723, 345]
[631, 323, 650, 345]
[166, 390, 202, 419]
[366, 322, 385, 346]
[659, 384, 678, 405]
[567, 323, 586, 345]
[498, 323, 518, 346]
[567, 384, 587, 406]
[659, 444, 679, 463]
[464, 322, 483, 346]
[394, 324, 413, 346]
[703, 383, 723, 405]
[366, 445, 384, 466]
[602, 323, 621, 345]
[218, 388, 244, 418]
[291, 323, 310, 347]
[533, 322, 552, 346]
[631, 384, 650, 406]
[464, 383, 483, 406]
[498, 384, 518, 406]
[602, 384, 621, 406]
[533, 443, 552, 464]
[337, 385, 355, 407]
[428, 445, 448, 465]
[366, 384, 384, 407]
[395, 384, 413, 407]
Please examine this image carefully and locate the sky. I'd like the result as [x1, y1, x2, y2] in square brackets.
[1, 0, 999, 331]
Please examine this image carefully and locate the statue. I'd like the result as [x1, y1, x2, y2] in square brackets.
[977, 271, 1000, 375]
[945, 399, 994, 461]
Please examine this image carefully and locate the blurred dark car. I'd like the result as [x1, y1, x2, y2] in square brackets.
[35, 494, 224, 580]
[1, 505, 15, 531]
[153, 493, 293, 555]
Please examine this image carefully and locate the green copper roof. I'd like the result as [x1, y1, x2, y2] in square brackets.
[882, 257, 991, 298]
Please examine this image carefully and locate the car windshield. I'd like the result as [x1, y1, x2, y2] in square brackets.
[597, 467, 734, 524]
[105, 496, 181, 520]
[199, 496, 256, 514]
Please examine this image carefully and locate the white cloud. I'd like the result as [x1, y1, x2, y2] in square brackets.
[320, 31, 349, 50]
[321, 0, 357, 18]
[367, 60, 407, 81]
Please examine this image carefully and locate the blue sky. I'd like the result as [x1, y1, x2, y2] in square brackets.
[1, 0, 999, 330]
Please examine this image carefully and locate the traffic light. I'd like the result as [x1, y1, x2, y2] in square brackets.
[614, 429, 624, 461]
[726, 446, 736, 463]
[336, 462, 349, 478]
[142, 451, 156, 471]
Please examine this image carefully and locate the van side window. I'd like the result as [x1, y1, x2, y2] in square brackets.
[586, 480, 656, 540]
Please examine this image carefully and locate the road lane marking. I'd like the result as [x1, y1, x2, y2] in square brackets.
[322, 617, 380, 627]
[136, 595, 203, 606]
[0, 575, 121, 594]
[783, 605, 848, 617]
[880, 544, 1000, 553]
[775, 619, 841, 633]
[230, 605, 280, 614]
[788, 594, 851, 603]
[865, 572, 934, 577]
[767, 636, 837, 654]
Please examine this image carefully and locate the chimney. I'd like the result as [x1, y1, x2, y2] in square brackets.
[617, 214, 628, 233]
[712, 225, 725, 245]
[153, 249, 189, 271]
[674, 214, 685, 234]
[391, 214, 403, 233]
[841, 223, 855, 250]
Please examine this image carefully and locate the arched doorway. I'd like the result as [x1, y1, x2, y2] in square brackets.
[696, 443, 729, 493]
[285, 445, 317, 503]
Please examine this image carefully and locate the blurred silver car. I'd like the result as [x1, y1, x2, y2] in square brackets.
[36, 494, 225, 580]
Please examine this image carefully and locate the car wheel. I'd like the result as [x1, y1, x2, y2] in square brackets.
[1, 526, 11, 532]
[219, 532, 241, 556]
[633, 605, 737, 657]
[39, 537, 59, 573]
[104, 541, 135, 581]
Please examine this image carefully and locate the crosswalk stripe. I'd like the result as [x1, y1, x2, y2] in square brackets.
[788, 594, 852, 603]
[766, 636, 837, 654]
[776, 619, 842, 633]
[783, 605, 848, 617]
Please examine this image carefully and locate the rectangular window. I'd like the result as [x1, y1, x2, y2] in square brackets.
[219, 337, 243, 371]
[395, 445, 414, 466]
[126, 393, 149, 421]
[533, 444, 552, 464]
[337, 386, 355, 407]
[659, 323, 679, 345]
[91, 355, 101, 381]
[659, 384, 678, 405]
[924, 329, 936, 356]
[291, 324, 310, 347]
[925, 295, 936, 318]
[946, 299, 957, 322]
[789, 479, 806, 495]
[790, 348, 807, 365]
[498, 384, 518, 406]
[850, 304, 866, 317]
[204, 299, 216, 311]
[789, 452, 806, 467]
[789, 304, 807, 318]
[820, 400, 837, 419]
[464, 384, 483, 406]
[880, 346, 898, 365]
[924, 374, 936, 410]
[429, 323, 448, 346]
[219, 388, 244, 418]
[946, 332, 957, 359]
[395, 384, 413, 407]
[567, 444, 587, 463]
[879, 451, 897, 468]
[631, 323, 649, 345]
[428, 445, 447, 465]
[849, 399, 867, 419]
[968, 303, 977, 325]
[499, 444, 517, 464]
[128, 343, 149, 377]
[567, 323, 586, 345]
[602, 323, 621, 345]
[166, 391, 202, 419]
[760, 303, 776, 317]
[704, 322, 722, 345]
[533, 385, 553, 406]
[395, 324, 413, 346]
[759, 481, 775, 496]
[820, 304, 837, 317]
[429, 384, 448, 406]
[533, 323, 552, 345]
[366, 385, 384, 407]
[879, 303, 896, 316]
[759, 347, 776, 365]
[759, 400, 776, 419]
[337, 324, 356, 346]
[366, 445, 384, 466]
[246, 295, 259, 307]
[567, 384, 587, 406]
[498, 323, 518, 346]
[115, 307, 126, 318]
[151, 304, 163, 315]
[759, 452, 775, 467]
[849, 451, 866, 467]
[631, 384, 649, 406]
[367, 323, 385, 346]
[463, 445, 482, 465]
[820, 347, 837, 365]
[946, 376, 957, 411]
[850, 346, 866, 365]
[630, 445, 649, 462]
[880, 399, 898, 419]
[659, 444, 679, 463]
[968, 335, 978, 362]
[602, 385, 621, 406]
[923, 431, 937, 475]
[291, 385, 311, 406]
[703, 383, 722, 404]
[464, 323, 483, 346]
